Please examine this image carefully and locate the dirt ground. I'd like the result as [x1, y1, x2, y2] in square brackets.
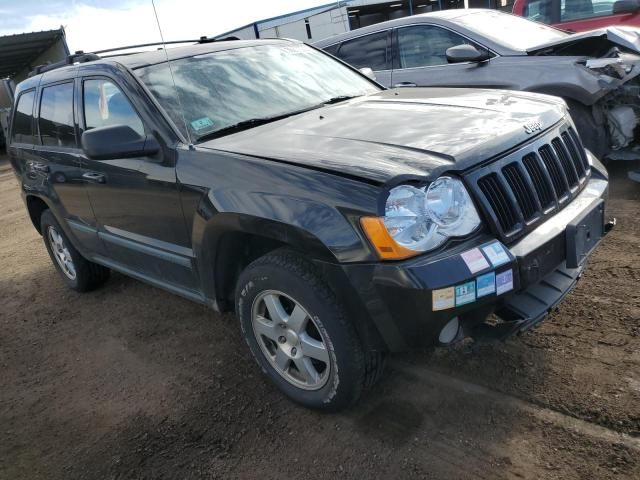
[0, 152, 639, 480]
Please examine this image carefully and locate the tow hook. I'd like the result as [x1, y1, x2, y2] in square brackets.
[605, 218, 617, 234]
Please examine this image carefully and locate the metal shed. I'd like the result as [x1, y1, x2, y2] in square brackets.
[0, 28, 69, 82]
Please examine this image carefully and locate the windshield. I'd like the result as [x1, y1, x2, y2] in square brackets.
[136, 42, 379, 141]
[455, 11, 569, 51]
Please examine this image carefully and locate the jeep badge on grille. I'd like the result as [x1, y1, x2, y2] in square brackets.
[524, 121, 544, 134]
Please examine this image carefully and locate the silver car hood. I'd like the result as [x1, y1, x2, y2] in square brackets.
[528, 27, 640, 55]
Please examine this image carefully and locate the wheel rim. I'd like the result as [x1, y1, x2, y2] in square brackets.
[251, 290, 331, 391]
[47, 226, 76, 280]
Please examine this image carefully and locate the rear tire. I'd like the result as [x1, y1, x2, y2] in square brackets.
[41, 210, 110, 292]
[235, 249, 383, 411]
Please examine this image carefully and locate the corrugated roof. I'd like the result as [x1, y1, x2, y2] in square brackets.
[0, 28, 68, 78]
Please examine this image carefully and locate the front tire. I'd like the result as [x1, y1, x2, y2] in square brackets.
[41, 210, 110, 292]
[236, 249, 381, 411]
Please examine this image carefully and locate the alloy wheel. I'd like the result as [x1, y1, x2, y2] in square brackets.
[251, 290, 331, 390]
[47, 226, 77, 280]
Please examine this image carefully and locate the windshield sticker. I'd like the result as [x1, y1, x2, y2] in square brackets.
[460, 248, 490, 274]
[476, 272, 496, 298]
[432, 287, 455, 312]
[482, 242, 510, 267]
[191, 117, 215, 132]
[496, 269, 514, 296]
[455, 281, 476, 307]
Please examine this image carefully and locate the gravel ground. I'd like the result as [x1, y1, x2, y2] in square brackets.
[0, 153, 639, 480]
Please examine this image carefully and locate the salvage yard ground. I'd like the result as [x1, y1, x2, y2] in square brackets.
[0, 152, 639, 479]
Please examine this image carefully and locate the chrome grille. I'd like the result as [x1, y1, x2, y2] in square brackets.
[468, 126, 591, 243]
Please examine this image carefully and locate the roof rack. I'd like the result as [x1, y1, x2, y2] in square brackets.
[28, 51, 100, 77]
[27, 36, 238, 77]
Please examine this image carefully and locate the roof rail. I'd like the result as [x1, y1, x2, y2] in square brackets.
[91, 36, 235, 55]
[28, 51, 100, 77]
[27, 36, 240, 77]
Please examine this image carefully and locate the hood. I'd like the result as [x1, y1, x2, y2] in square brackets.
[528, 27, 640, 56]
[199, 88, 567, 184]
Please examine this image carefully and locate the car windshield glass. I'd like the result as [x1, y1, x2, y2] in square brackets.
[136, 43, 380, 141]
[455, 11, 569, 51]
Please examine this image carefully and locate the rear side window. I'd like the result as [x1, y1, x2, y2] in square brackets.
[83, 79, 144, 136]
[335, 31, 388, 70]
[11, 90, 35, 144]
[39, 83, 76, 148]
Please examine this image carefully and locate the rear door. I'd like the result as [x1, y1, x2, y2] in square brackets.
[327, 30, 392, 86]
[390, 25, 498, 89]
[29, 78, 102, 253]
[77, 75, 198, 291]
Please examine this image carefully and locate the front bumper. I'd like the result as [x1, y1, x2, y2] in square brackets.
[342, 176, 612, 352]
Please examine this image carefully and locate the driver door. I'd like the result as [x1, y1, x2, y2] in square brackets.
[77, 75, 198, 291]
[390, 25, 498, 89]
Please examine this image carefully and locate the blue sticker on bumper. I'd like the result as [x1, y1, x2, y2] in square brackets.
[476, 272, 496, 298]
[482, 242, 510, 267]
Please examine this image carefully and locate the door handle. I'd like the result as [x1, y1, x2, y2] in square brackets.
[82, 172, 107, 184]
[393, 82, 417, 88]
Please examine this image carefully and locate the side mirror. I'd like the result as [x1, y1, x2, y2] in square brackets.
[613, 0, 640, 14]
[359, 67, 377, 81]
[81, 125, 160, 160]
[446, 44, 490, 64]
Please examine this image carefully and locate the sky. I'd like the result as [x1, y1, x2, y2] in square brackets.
[0, 0, 330, 52]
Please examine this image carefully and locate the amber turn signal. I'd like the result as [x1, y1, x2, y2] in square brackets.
[360, 217, 420, 261]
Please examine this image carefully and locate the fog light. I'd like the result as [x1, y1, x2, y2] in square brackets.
[439, 317, 460, 345]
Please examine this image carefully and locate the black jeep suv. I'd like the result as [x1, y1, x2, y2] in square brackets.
[7, 39, 611, 411]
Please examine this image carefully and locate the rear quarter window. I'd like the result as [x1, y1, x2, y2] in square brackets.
[39, 82, 76, 148]
[11, 90, 36, 144]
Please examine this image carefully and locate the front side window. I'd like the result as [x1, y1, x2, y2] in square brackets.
[397, 26, 475, 69]
[39, 83, 76, 148]
[83, 79, 144, 136]
[336, 32, 389, 70]
[11, 90, 35, 144]
[136, 43, 379, 141]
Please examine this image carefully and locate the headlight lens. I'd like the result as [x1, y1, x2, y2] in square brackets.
[382, 177, 481, 254]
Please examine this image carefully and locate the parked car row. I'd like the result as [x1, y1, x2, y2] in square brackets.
[315, 9, 640, 162]
[6, 12, 617, 410]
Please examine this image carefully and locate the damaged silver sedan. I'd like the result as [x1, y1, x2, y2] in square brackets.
[316, 9, 640, 161]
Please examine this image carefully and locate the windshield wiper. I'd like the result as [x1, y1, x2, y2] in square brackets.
[323, 95, 359, 105]
[195, 96, 361, 143]
[196, 104, 325, 143]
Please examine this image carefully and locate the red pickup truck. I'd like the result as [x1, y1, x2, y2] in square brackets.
[512, 0, 640, 32]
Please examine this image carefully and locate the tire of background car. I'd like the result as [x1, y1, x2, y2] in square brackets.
[235, 248, 384, 411]
[566, 99, 609, 160]
[40, 209, 110, 292]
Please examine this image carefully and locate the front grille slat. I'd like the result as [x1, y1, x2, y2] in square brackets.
[503, 163, 539, 222]
[567, 127, 590, 173]
[478, 173, 520, 234]
[523, 153, 555, 210]
[552, 137, 579, 188]
[562, 130, 587, 179]
[539, 145, 569, 199]
[472, 126, 591, 243]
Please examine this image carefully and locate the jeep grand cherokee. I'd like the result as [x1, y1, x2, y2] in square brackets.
[7, 39, 612, 411]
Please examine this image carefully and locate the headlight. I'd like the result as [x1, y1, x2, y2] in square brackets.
[362, 177, 481, 260]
